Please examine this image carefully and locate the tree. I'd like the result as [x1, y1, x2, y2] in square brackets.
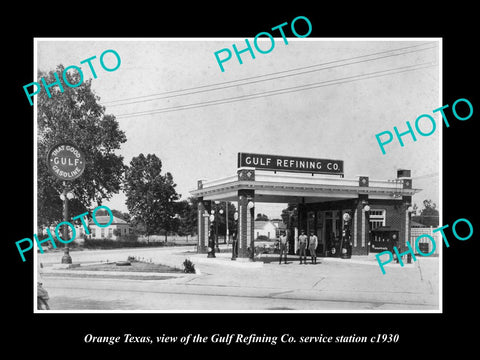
[37, 65, 126, 229]
[123, 153, 180, 240]
[213, 201, 237, 242]
[412, 199, 439, 227]
[174, 198, 237, 242]
[421, 199, 438, 216]
[94, 208, 131, 222]
[281, 203, 297, 225]
[175, 197, 198, 237]
[255, 213, 269, 221]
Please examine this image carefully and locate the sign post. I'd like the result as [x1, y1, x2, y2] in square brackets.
[47, 143, 86, 264]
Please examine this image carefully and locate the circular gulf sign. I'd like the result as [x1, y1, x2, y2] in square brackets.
[47, 143, 86, 181]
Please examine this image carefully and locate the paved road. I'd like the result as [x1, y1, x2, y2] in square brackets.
[38, 246, 440, 312]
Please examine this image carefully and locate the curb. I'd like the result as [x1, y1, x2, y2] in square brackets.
[190, 254, 264, 269]
[40, 268, 191, 279]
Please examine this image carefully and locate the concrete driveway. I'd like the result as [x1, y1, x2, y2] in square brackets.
[37, 245, 440, 312]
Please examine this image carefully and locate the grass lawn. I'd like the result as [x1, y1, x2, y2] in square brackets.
[77, 260, 183, 273]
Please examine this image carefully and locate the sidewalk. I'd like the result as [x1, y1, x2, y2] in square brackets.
[38, 245, 440, 311]
[38, 245, 416, 284]
[186, 246, 416, 272]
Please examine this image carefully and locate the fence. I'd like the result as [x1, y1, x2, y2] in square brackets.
[410, 226, 440, 256]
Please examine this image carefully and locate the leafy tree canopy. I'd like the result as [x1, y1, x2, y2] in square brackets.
[37, 65, 126, 229]
[124, 153, 180, 236]
[255, 213, 269, 221]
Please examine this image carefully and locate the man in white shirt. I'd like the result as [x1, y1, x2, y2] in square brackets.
[308, 231, 318, 264]
[278, 231, 288, 264]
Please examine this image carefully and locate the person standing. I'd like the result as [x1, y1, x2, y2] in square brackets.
[308, 231, 318, 264]
[37, 261, 50, 310]
[37, 282, 50, 310]
[298, 230, 308, 264]
[278, 231, 288, 264]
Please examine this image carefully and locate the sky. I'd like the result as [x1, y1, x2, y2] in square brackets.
[36, 38, 441, 218]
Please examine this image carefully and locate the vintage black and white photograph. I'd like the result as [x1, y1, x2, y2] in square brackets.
[33, 37, 442, 313]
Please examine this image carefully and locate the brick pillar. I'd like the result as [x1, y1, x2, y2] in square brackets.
[352, 199, 367, 255]
[237, 168, 255, 259]
[197, 199, 211, 254]
[237, 189, 255, 259]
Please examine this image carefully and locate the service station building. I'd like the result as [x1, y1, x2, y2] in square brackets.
[190, 153, 420, 260]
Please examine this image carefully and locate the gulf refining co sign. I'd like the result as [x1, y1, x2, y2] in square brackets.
[237, 153, 344, 175]
[47, 143, 86, 181]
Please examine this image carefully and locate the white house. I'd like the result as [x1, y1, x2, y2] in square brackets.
[254, 220, 285, 239]
[85, 215, 132, 240]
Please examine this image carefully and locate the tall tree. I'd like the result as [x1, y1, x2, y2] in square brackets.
[123, 154, 180, 238]
[175, 197, 198, 237]
[37, 65, 126, 230]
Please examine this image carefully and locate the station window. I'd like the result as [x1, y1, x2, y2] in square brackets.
[369, 209, 386, 229]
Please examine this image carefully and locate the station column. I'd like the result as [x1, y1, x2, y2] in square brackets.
[237, 168, 255, 259]
[196, 180, 212, 254]
[197, 198, 211, 254]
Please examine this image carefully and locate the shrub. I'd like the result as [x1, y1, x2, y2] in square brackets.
[183, 259, 196, 273]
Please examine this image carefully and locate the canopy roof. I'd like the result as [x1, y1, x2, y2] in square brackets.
[190, 170, 419, 204]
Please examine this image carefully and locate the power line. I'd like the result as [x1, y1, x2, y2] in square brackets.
[107, 45, 436, 108]
[102, 42, 437, 107]
[116, 63, 436, 118]
[411, 172, 439, 180]
[115, 62, 437, 119]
